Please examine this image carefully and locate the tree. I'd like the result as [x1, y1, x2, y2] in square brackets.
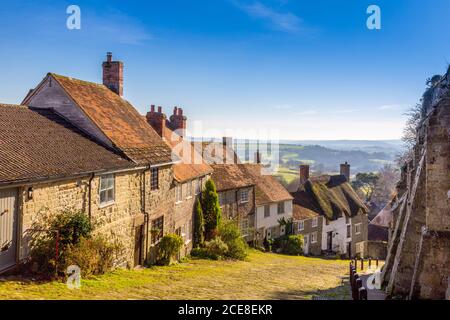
[372, 164, 399, 206]
[352, 172, 379, 202]
[193, 199, 205, 247]
[202, 179, 222, 240]
[278, 217, 294, 235]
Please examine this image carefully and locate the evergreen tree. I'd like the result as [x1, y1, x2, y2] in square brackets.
[202, 179, 222, 240]
[194, 198, 205, 247]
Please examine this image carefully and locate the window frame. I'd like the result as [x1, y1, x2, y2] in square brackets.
[175, 184, 183, 203]
[347, 224, 351, 238]
[185, 181, 193, 199]
[240, 189, 249, 203]
[99, 174, 115, 207]
[150, 167, 159, 191]
[264, 205, 270, 218]
[355, 223, 362, 235]
[277, 202, 285, 215]
[311, 217, 318, 228]
[298, 220, 305, 231]
[310, 232, 318, 243]
[151, 216, 164, 244]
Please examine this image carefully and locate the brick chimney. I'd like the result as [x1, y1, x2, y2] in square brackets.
[299, 165, 310, 185]
[169, 106, 187, 137]
[146, 105, 167, 137]
[340, 162, 351, 181]
[102, 52, 123, 96]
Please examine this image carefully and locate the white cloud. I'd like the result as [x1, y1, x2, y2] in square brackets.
[378, 104, 407, 110]
[233, 1, 302, 33]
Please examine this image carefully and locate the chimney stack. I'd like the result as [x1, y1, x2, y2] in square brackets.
[102, 52, 123, 96]
[169, 106, 187, 137]
[340, 162, 350, 181]
[146, 105, 167, 137]
[300, 165, 310, 185]
[254, 151, 261, 164]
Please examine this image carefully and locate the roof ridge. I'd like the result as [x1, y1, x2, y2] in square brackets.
[0, 103, 28, 108]
[49, 72, 106, 88]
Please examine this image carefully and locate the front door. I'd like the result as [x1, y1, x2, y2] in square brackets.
[133, 225, 144, 266]
[303, 234, 309, 255]
[0, 188, 18, 272]
[327, 232, 333, 251]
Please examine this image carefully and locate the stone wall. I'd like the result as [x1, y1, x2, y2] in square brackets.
[20, 170, 143, 268]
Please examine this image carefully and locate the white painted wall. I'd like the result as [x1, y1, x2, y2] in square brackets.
[256, 200, 293, 231]
[321, 216, 352, 254]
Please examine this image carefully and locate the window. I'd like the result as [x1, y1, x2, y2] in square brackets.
[227, 191, 236, 203]
[239, 218, 249, 236]
[195, 179, 202, 195]
[185, 221, 192, 241]
[218, 193, 226, 206]
[311, 232, 318, 243]
[355, 223, 362, 235]
[240, 189, 249, 203]
[151, 216, 164, 244]
[312, 217, 318, 228]
[298, 220, 305, 231]
[150, 168, 159, 190]
[99, 174, 115, 206]
[347, 224, 351, 238]
[175, 184, 183, 203]
[264, 205, 270, 218]
[345, 215, 350, 224]
[277, 202, 285, 214]
[185, 181, 192, 199]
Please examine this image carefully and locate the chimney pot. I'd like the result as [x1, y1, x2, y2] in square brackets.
[179, 108, 183, 116]
[151, 105, 155, 112]
[158, 106, 162, 113]
[102, 52, 123, 96]
[107, 52, 112, 62]
[173, 106, 178, 115]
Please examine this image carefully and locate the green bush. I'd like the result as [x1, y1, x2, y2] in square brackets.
[194, 199, 205, 247]
[218, 220, 248, 260]
[157, 234, 184, 265]
[202, 179, 222, 240]
[204, 238, 228, 260]
[50, 210, 93, 246]
[273, 234, 304, 255]
[64, 235, 121, 277]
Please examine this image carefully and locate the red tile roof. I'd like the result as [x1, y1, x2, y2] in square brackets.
[211, 164, 254, 191]
[0, 105, 136, 185]
[49, 73, 173, 165]
[163, 127, 213, 182]
[241, 164, 293, 205]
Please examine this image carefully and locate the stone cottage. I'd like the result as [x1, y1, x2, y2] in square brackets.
[146, 105, 213, 257]
[291, 164, 369, 257]
[0, 104, 143, 272]
[378, 69, 450, 300]
[16, 53, 194, 267]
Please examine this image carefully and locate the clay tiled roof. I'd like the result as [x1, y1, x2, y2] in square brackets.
[194, 141, 240, 165]
[291, 175, 368, 221]
[50, 74, 173, 165]
[241, 164, 293, 205]
[0, 105, 136, 185]
[163, 127, 213, 182]
[211, 164, 254, 192]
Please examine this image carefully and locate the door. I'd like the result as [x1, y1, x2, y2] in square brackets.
[0, 188, 18, 272]
[303, 234, 309, 255]
[133, 225, 144, 266]
[327, 232, 333, 251]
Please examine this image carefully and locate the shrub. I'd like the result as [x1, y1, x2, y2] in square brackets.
[204, 238, 228, 260]
[157, 234, 184, 265]
[64, 235, 121, 277]
[273, 234, 304, 255]
[218, 219, 248, 260]
[50, 210, 93, 246]
[202, 179, 222, 240]
[194, 199, 205, 247]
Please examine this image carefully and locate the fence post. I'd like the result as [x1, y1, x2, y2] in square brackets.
[360, 258, 363, 270]
[355, 278, 362, 300]
[376, 259, 379, 268]
[359, 287, 368, 300]
[369, 258, 372, 268]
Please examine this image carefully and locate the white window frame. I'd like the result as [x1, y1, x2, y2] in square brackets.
[264, 205, 270, 218]
[240, 189, 249, 203]
[277, 202, 285, 215]
[298, 220, 305, 231]
[311, 217, 318, 228]
[99, 174, 115, 207]
[355, 223, 362, 235]
[175, 184, 183, 203]
[185, 181, 193, 199]
[311, 232, 318, 243]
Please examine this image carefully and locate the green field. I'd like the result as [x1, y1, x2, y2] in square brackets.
[0, 250, 351, 300]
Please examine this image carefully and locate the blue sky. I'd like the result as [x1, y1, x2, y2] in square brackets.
[1, 0, 450, 140]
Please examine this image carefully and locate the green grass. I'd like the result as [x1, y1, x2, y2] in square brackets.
[0, 250, 351, 300]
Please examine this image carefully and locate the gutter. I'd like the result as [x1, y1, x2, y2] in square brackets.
[88, 173, 95, 221]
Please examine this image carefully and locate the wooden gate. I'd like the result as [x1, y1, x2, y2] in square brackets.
[0, 188, 18, 272]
